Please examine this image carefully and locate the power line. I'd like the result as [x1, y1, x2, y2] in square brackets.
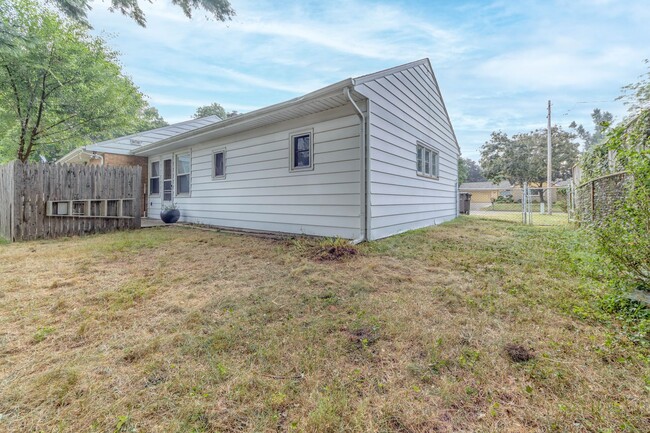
[561, 99, 615, 116]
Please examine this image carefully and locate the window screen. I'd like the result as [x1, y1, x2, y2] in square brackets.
[291, 133, 312, 170]
[176, 153, 190, 195]
[150, 161, 160, 195]
[213, 151, 225, 178]
[416, 144, 439, 179]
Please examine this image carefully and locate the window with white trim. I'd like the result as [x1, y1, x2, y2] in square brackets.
[149, 160, 160, 195]
[176, 153, 191, 195]
[416, 143, 439, 179]
[290, 131, 313, 171]
[212, 149, 226, 179]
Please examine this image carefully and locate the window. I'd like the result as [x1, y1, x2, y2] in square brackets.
[290, 131, 313, 171]
[416, 143, 439, 179]
[212, 149, 226, 179]
[163, 159, 172, 201]
[176, 153, 191, 195]
[149, 161, 160, 195]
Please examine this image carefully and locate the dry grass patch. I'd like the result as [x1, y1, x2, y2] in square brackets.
[0, 220, 647, 432]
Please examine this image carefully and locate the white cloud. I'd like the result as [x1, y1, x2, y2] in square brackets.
[86, 0, 649, 159]
[477, 45, 642, 91]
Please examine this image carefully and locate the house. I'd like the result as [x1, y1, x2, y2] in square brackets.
[132, 59, 460, 241]
[58, 116, 221, 216]
[460, 180, 570, 210]
[459, 180, 514, 203]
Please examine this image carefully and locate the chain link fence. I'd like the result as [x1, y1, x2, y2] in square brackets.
[459, 184, 572, 226]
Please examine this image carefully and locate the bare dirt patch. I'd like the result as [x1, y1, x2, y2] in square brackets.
[504, 343, 535, 362]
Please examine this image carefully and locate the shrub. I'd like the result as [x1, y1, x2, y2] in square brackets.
[590, 111, 650, 291]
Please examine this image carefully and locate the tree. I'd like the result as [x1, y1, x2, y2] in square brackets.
[1, 1, 235, 51]
[193, 102, 239, 120]
[458, 158, 469, 184]
[459, 157, 485, 183]
[49, 0, 235, 27]
[569, 108, 613, 151]
[618, 59, 650, 115]
[480, 126, 579, 201]
[84, 104, 168, 146]
[591, 110, 650, 290]
[138, 106, 168, 130]
[0, 0, 162, 162]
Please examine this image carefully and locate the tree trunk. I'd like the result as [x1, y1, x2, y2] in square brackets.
[537, 186, 545, 203]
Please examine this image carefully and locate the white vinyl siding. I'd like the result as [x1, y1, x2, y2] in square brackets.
[355, 62, 460, 240]
[147, 104, 363, 239]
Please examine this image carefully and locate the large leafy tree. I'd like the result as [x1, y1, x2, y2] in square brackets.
[0, 0, 163, 162]
[578, 62, 650, 288]
[49, 0, 235, 27]
[1, 1, 235, 54]
[569, 108, 613, 151]
[458, 158, 469, 184]
[458, 157, 485, 183]
[480, 126, 579, 201]
[193, 102, 239, 120]
[579, 63, 650, 182]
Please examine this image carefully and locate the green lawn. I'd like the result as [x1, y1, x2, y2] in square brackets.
[468, 210, 571, 226]
[482, 202, 567, 213]
[0, 218, 647, 432]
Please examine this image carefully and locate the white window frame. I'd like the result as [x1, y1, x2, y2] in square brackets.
[416, 142, 439, 180]
[149, 159, 160, 196]
[289, 129, 314, 172]
[175, 151, 191, 196]
[212, 148, 226, 180]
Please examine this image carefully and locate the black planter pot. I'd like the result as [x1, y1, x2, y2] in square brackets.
[160, 209, 180, 224]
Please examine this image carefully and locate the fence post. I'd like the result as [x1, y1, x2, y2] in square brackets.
[590, 180, 595, 221]
[522, 182, 528, 225]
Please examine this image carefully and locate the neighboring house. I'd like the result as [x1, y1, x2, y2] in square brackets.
[461, 180, 571, 206]
[58, 116, 221, 216]
[459, 180, 513, 203]
[130, 59, 460, 241]
[129, 60, 460, 240]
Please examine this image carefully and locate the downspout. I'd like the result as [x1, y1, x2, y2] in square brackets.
[344, 86, 367, 244]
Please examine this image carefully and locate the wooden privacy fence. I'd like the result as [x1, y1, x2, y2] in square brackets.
[0, 161, 141, 242]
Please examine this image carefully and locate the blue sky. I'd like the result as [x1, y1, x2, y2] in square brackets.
[88, 0, 649, 160]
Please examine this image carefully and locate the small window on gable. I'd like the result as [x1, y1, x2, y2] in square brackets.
[416, 143, 439, 180]
[213, 149, 225, 179]
[290, 131, 313, 171]
[149, 160, 160, 195]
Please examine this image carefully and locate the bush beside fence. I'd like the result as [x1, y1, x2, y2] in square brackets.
[575, 172, 629, 224]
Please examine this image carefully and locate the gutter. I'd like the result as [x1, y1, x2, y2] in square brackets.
[132, 78, 355, 156]
[345, 86, 368, 244]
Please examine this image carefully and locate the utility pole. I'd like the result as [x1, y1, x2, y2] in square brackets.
[547, 100, 552, 215]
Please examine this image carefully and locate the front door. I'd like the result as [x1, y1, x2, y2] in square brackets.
[162, 158, 173, 207]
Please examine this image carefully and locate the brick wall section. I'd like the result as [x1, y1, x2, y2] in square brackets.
[576, 172, 629, 223]
[90, 153, 148, 216]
